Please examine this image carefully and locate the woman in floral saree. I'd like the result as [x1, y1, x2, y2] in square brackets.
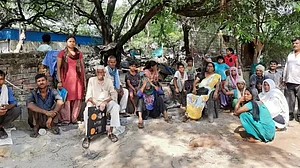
[183, 62, 221, 123]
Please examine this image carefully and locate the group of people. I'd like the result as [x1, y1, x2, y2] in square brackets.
[1, 35, 300, 144]
[171, 44, 299, 143]
[0, 34, 173, 142]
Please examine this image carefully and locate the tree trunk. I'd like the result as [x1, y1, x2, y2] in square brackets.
[99, 1, 168, 67]
[183, 24, 191, 56]
[253, 39, 264, 63]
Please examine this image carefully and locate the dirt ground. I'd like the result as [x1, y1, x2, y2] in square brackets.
[1, 108, 300, 168]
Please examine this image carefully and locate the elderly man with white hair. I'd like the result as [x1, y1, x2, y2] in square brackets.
[249, 64, 269, 100]
[84, 65, 120, 143]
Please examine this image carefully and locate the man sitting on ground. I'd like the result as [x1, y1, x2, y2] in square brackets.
[85, 65, 120, 142]
[0, 70, 21, 139]
[105, 55, 129, 114]
[27, 74, 63, 138]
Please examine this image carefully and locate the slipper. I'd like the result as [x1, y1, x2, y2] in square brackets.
[164, 117, 173, 124]
[82, 137, 90, 149]
[276, 127, 287, 132]
[57, 122, 69, 126]
[51, 126, 60, 135]
[30, 131, 39, 138]
[108, 133, 118, 143]
[138, 122, 144, 129]
[181, 116, 189, 122]
[0, 127, 8, 139]
[223, 109, 232, 113]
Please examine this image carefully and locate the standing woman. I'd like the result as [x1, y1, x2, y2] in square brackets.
[57, 35, 85, 124]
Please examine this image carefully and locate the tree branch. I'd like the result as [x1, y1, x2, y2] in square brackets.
[130, 10, 141, 30]
[93, 0, 106, 23]
[17, 0, 25, 19]
[116, 1, 169, 49]
[105, 0, 117, 24]
[0, 0, 63, 30]
[114, 0, 141, 41]
[173, 0, 232, 17]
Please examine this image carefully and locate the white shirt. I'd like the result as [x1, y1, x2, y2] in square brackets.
[283, 51, 300, 84]
[37, 44, 52, 51]
[85, 77, 118, 106]
[174, 71, 188, 91]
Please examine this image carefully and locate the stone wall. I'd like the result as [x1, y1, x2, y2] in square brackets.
[0, 51, 97, 120]
[0, 51, 45, 120]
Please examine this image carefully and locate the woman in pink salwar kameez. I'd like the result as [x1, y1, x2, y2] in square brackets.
[57, 35, 85, 124]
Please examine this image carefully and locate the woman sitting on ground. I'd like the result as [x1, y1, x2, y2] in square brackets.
[234, 87, 275, 143]
[224, 67, 240, 91]
[221, 66, 241, 110]
[183, 62, 220, 123]
[259, 79, 289, 131]
[136, 79, 171, 129]
[224, 78, 246, 108]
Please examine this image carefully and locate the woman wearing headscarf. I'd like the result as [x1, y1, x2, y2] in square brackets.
[259, 79, 289, 130]
[224, 78, 246, 108]
[224, 67, 240, 91]
[57, 35, 85, 124]
[234, 87, 275, 143]
[221, 66, 240, 110]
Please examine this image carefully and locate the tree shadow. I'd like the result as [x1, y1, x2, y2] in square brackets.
[71, 112, 300, 168]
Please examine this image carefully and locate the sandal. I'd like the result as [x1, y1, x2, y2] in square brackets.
[138, 122, 144, 129]
[181, 116, 189, 122]
[108, 133, 119, 143]
[0, 127, 8, 139]
[164, 117, 173, 124]
[30, 130, 39, 138]
[51, 126, 60, 135]
[82, 137, 90, 149]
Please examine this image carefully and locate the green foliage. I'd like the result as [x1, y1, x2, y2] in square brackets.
[221, 0, 300, 60]
[128, 6, 182, 55]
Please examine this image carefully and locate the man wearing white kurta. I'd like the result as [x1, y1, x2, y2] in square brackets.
[84, 65, 120, 142]
[105, 56, 128, 113]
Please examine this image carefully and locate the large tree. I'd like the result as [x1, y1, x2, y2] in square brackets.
[1, 0, 231, 63]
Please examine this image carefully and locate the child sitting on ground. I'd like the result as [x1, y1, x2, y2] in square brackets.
[125, 61, 140, 113]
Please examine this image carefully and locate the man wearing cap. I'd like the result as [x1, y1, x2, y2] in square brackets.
[84, 65, 120, 143]
[249, 64, 269, 99]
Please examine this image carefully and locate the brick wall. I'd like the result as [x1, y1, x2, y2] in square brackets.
[0, 51, 45, 120]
